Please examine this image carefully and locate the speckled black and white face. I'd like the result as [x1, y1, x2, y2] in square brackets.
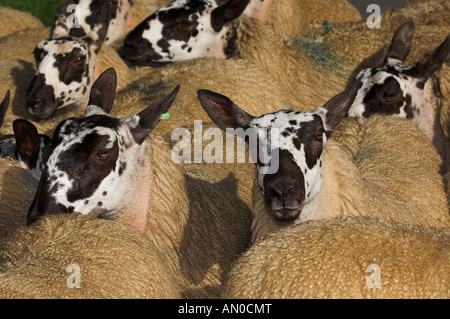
[53, 0, 131, 45]
[122, 0, 250, 64]
[348, 22, 450, 131]
[248, 110, 327, 222]
[198, 81, 359, 223]
[27, 69, 180, 225]
[348, 60, 421, 120]
[28, 111, 135, 222]
[27, 37, 93, 120]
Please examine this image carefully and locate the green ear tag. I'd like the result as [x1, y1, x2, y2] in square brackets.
[159, 112, 170, 120]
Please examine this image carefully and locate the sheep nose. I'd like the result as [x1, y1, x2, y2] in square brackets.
[267, 182, 297, 204]
[33, 99, 44, 109]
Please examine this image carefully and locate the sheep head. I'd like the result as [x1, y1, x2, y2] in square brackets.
[121, 0, 250, 65]
[0, 91, 51, 180]
[26, 2, 114, 121]
[197, 79, 360, 223]
[53, 0, 131, 45]
[24, 68, 180, 227]
[349, 21, 450, 129]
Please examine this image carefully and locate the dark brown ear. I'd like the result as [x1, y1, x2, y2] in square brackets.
[405, 35, 450, 80]
[87, 68, 117, 115]
[197, 89, 255, 132]
[128, 85, 180, 144]
[384, 21, 415, 64]
[317, 78, 361, 130]
[13, 119, 40, 168]
[211, 0, 250, 32]
[0, 90, 10, 128]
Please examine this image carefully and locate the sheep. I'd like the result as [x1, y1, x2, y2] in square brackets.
[26, 5, 114, 121]
[241, 0, 361, 37]
[345, 22, 450, 174]
[121, 0, 361, 63]
[0, 6, 45, 39]
[221, 216, 450, 299]
[1, 68, 252, 298]
[0, 90, 40, 240]
[52, 0, 132, 45]
[0, 214, 181, 298]
[119, 1, 354, 115]
[112, 55, 299, 209]
[197, 83, 450, 245]
[121, 0, 450, 112]
[0, 90, 51, 180]
[0, 34, 130, 136]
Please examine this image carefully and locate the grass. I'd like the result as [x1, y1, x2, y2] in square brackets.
[0, 0, 67, 26]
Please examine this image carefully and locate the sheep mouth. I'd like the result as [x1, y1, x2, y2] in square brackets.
[271, 207, 302, 223]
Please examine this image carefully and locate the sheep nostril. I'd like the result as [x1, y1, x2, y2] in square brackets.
[269, 183, 297, 201]
[33, 99, 44, 109]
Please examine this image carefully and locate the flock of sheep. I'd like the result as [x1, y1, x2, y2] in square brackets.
[0, 0, 449, 299]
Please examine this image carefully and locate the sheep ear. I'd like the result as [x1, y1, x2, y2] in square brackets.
[197, 89, 255, 132]
[13, 119, 41, 169]
[53, 1, 79, 38]
[0, 90, 10, 128]
[384, 21, 415, 64]
[127, 85, 180, 144]
[315, 78, 361, 131]
[86, 68, 117, 116]
[404, 36, 450, 80]
[211, 0, 250, 32]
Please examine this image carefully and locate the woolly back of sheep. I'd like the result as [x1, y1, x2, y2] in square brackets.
[249, 0, 361, 38]
[0, 214, 181, 298]
[0, 6, 45, 39]
[113, 57, 294, 208]
[0, 158, 36, 240]
[138, 127, 252, 298]
[252, 115, 450, 244]
[222, 216, 450, 299]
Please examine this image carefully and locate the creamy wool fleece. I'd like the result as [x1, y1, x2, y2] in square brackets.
[251, 115, 450, 244]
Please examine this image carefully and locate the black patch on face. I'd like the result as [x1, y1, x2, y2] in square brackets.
[404, 93, 414, 119]
[27, 169, 71, 225]
[54, 47, 87, 85]
[31, 115, 123, 214]
[361, 76, 405, 117]
[416, 81, 425, 89]
[26, 73, 63, 120]
[157, 38, 171, 53]
[262, 149, 305, 222]
[118, 161, 127, 176]
[158, 4, 203, 43]
[87, 0, 119, 30]
[33, 47, 46, 64]
[291, 115, 325, 170]
[122, 18, 164, 64]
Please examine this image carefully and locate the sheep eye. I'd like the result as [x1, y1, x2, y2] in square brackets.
[95, 149, 111, 160]
[76, 56, 85, 64]
[315, 129, 324, 142]
[383, 91, 395, 101]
